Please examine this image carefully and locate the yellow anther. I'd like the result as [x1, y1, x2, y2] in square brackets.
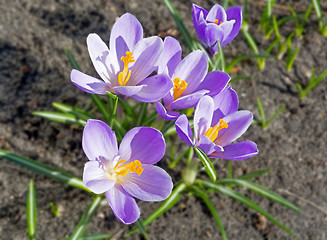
[113, 159, 143, 177]
[118, 51, 135, 86]
[173, 78, 188, 100]
[204, 119, 228, 142]
[214, 19, 223, 25]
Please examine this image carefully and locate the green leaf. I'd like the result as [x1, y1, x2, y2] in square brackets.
[163, 0, 194, 51]
[64, 47, 81, 70]
[197, 180, 298, 237]
[238, 169, 271, 180]
[89, 95, 110, 123]
[225, 54, 274, 73]
[135, 220, 149, 240]
[33, 111, 86, 126]
[125, 183, 186, 237]
[52, 102, 95, 121]
[80, 234, 112, 240]
[27, 180, 37, 240]
[136, 103, 147, 127]
[264, 104, 286, 128]
[49, 202, 60, 217]
[194, 147, 217, 182]
[256, 98, 265, 127]
[69, 196, 102, 240]
[0, 149, 90, 192]
[189, 186, 227, 240]
[217, 179, 301, 212]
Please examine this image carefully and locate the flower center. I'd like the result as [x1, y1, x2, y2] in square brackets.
[118, 51, 135, 86]
[204, 119, 228, 142]
[173, 77, 187, 101]
[214, 19, 223, 25]
[113, 159, 143, 176]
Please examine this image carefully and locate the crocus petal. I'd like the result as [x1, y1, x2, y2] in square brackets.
[113, 85, 144, 97]
[195, 70, 230, 97]
[170, 89, 208, 110]
[87, 34, 111, 82]
[156, 101, 180, 120]
[105, 184, 140, 224]
[193, 10, 210, 47]
[82, 120, 118, 161]
[206, 4, 227, 23]
[131, 74, 173, 102]
[118, 127, 165, 165]
[215, 110, 253, 147]
[109, 13, 143, 54]
[128, 36, 163, 86]
[158, 36, 182, 77]
[175, 114, 194, 146]
[204, 23, 224, 50]
[172, 50, 208, 95]
[211, 86, 238, 124]
[83, 161, 115, 194]
[209, 141, 258, 160]
[192, 4, 208, 24]
[219, 20, 235, 44]
[196, 135, 217, 155]
[121, 164, 173, 201]
[193, 95, 214, 143]
[223, 6, 242, 46]
[71, 70, 110, 94]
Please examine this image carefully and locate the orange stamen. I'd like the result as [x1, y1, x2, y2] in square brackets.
[173, 78, 187, 100]
[118, 51, 135, 86]
[114, 159, 143, 176]
[214, 19, 223, 25]
[204, 119, 228, 142]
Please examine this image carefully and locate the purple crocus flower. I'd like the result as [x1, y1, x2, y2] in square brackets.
[156, 36, 230, 120]
[71, 13, 173, 102]
[192, 4, 242, 56]
[82, 119, 173, 224]
[175, 87, 258, 160]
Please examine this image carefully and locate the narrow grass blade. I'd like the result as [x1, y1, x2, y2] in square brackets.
[64, 47, 81, 70]
[118, 98, 136, 119]
[49, 202, 60, 217]
[135, 220, 149, 240]
[169, 147, 190, 169]
[197, 180, 297, 237]
[286, 45, 300, 71]
[266, 15, 305, 38]
[52, 102, 95, 121]
[27, 180, 37, 240]
[125, 183, 186, 237]
[241, 28, 265, 69]
[0, 149, 90, 192]
[312, 0, 322, 21]
[32, 111, 86, 126]
[69, 196, 102, 240]
[194, 147, 216, 182]
[265, 104, 286, 128]
[89, 95, 110, 123]
[163, 0, 195, 51]
[256, 98, 265, 127]
[143, 111, 158, 127]
[225, 54, 274, 73]
[272, 16, 281, 43]
[136, 103, 147, 127]
[190, 185, 227, 240]
[302, 69, 327, 98]
[217, 41, 225, 72]
[217, 179, 301, 212]
[238, 169, 271, 180]
[81, 234, 112, 240]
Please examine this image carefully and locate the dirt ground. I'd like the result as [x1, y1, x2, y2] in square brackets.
[0, 0, 326, 239]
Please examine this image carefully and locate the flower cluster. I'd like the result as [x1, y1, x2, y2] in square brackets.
[70, 4, 257, 224]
